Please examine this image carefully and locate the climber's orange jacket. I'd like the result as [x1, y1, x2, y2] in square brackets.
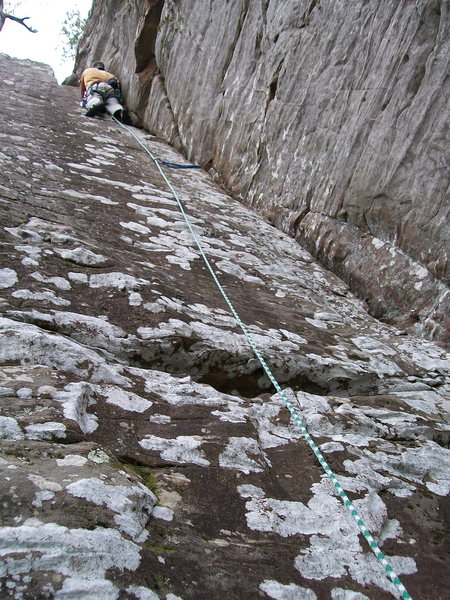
[79, 68, 120, 97]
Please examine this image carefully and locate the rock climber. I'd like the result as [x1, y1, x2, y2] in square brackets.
[79, 61, 131, 124]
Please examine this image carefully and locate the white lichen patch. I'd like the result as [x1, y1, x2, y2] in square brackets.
[16, 387, 32, 398]
[301, 316, 326, 330]
[53, 312, 128, 342]
[11, 289, 71, 307]
[89, 272, 149, 291]
[319, 442, 345, 453]
[0, 387, 14, 397]
[295, 532, 416, 596]
[62, 188, 119, 205]
[120, 221, 151, 235]
[129, 292, 143, 306]
[56, 455, 88, 467]
[238, 481, 336, 538]
[239, 482, 416, 596]
[149, 414, 172, 424]
[351, 336, 396, 356]
[127, 586, 160, 600]
[0, 523, 141, 594]
[30, 272, 71, 290]
[28, 474, 62, 493]
[68, 272, 89, 283]
[88, 449, 110, 464]
[81, 174, 143, 192]
[6, 309, 54, 328]
[7, 224, 42, 242]
[165, 250, 197, 270]
[344, 441, 450, 497]
[0, 318, 129, 387]
[136, 319, 303, 357]
[67, 162, 103, 174]
[126, 202, 159, 217]
[260, 579, 317, 599]
[53, 382, 99, 434]
[32, 490, 56, 508]
[24, 422, 66, 440]
[162, 590, 185, 599]
[139, 435, 210, 466]
[128, 367, 232, 407]
[55, 578, 119, 600]
[397, 338, 450, 372]
[215, 260, 264, 283]
[146, 215, 172, 228]
[131, 192, 175, 204]
[371, 238, 385, 250]
[331, 589, 370, 600]
[41, 160, 63, 172]
[211, 403, 248, 423]
[141, 297, 236, 330]
[66, 477, 156, 540]
[22, 257, 40, 267]
[219, 437, 268, 473]
[293, 388, 450, 496]
[152, 506, 174, 521]
[250, 400, 301, 450]
[293, 391, 389, 446]
[279, 329, 308, 345]
[393, 390, 443, 415]
[0, 416, 24, 441]
[54, 247, 109, 266]
[99, 385, 152, 413]
[0, 267, 18, 289]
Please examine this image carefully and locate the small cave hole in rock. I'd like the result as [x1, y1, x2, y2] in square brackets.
[195, 368, 329, 398]
[196, 368, 267, 398]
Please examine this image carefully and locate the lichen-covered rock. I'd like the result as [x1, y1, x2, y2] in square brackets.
[76, 0, 450, 343]
[1, 54, 449, 599]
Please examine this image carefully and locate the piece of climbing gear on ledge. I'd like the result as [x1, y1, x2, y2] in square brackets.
[157, 159, 202, 169]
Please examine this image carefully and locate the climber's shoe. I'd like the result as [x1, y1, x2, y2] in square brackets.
[114, 108, 132, 125]
[121, 108, 132, 125]
[85, 104, 101, 118]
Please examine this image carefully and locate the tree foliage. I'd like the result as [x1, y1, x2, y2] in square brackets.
[60, 10, 86, 61]
[0, 0, 37, 33]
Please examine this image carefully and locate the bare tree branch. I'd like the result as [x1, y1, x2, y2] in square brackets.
[0, 1, 37, 33]
[0, 0, 4, 32]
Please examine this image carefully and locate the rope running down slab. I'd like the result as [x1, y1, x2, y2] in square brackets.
[111, 116, 414, 600]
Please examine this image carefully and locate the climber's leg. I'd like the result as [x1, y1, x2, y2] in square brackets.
[85, 91, 105, 117]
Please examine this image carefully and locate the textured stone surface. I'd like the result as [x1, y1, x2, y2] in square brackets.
[75, 0, 450, 343]
[1, 54, 450, 599]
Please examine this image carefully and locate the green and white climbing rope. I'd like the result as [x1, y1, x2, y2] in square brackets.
[111, 116, 414, 600]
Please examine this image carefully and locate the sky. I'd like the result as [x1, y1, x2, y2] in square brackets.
[0, 0, 93, 83]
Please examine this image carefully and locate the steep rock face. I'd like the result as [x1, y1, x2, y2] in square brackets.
[1, 55, 450, 600]
[75, 0, 449, 343]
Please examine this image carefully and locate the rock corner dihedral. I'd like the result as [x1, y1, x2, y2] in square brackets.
[75, 0, 449, 344]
